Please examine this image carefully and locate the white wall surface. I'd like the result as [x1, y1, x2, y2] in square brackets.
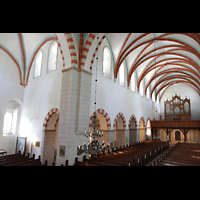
[88, 38, 157, 128]
[0, 50, 24, 154]
[18, 40, 63, 159]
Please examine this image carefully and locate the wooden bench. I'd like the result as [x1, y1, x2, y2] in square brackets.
[0, 151, 46, 166]
[158, 143, 200, 166]
[73, 141, 169, 166]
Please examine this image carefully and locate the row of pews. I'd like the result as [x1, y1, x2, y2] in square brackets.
[158, 143, 200, 166]
[68, 141, 169, 166]
[0, 151, 47, 166]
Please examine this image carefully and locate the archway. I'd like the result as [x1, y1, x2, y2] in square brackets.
[146, 118, 152, 141]
[170, 129, 184, 144]
[129, 115, 138, 145]
[114, 112, 126, 148]
[88, 108, 111, 151]
[139, 117, 145, 142]
[42, 108, 60, 165]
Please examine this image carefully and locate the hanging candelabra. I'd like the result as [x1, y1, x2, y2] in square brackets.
[77, 33, 109, 157]
[78, 114, 109, 156]
[77, 114, 110, 156]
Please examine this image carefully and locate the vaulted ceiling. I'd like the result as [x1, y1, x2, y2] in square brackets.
[0, 33, 199, 102]
[104, 33, 200, 101]
[0, 33, 56, 85]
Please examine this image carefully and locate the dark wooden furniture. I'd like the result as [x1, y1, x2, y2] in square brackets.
[72, 141, 169, 166]
[0, 151, 47, 166]
[158, 143, 200, 166]
[151, 120, 200, 142]
[0, 149, 7, 156]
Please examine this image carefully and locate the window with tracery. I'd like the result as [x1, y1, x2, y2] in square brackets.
[102, 47, 111, 78]
[47, 41, 58, 73]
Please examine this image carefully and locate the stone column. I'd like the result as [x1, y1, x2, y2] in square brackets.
[56, 67, 92, 166]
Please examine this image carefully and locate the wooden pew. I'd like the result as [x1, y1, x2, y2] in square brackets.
[158, 143, 200, 166]
[0, 151, 43, 166]
[73, 141, 169, 166]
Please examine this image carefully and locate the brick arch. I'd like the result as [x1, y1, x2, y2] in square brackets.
[64, 33, 78, 68]
[55, 35, 66, 68]
[80, 33, 96, 68]
[55, 117, 59, 129]
[139, 116, 145, 128]
[113, 112, 126, 128]
[89, 33, 108, 71]
[43, 108, 60, 131]
[128, 114, 138, 128]
[146, 118, 151, 128]
[89, 108, 111, 129]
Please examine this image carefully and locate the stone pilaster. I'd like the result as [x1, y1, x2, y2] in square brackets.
[56, 67, 92, 166]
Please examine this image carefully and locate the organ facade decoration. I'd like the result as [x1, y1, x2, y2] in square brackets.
[164, 95, 191, 120]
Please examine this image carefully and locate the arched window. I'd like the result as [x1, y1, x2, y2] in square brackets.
[3, 100, 21, 135]
[130, 72, 136, 92]
[119, 62, 125, 87]
[47, 41, 58, 73]
[152, 91, 155, 102]
[140, 79, 144, 96]
[146, 87, 150, 99]
[34, 49, 43, 78]
[102, 47, 111, 78]
[3, 112, 13, 132]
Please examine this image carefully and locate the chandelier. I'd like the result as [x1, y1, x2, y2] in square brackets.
[78, 114, 109, 156]
[77, 33, 109, 157]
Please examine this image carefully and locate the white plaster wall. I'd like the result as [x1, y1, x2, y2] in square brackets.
[0, 50, 24, 154]
[88, 38, 157, 129]
[18, 40, 63, 160]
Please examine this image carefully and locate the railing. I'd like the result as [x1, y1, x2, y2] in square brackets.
[151, 120, 200, 128]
